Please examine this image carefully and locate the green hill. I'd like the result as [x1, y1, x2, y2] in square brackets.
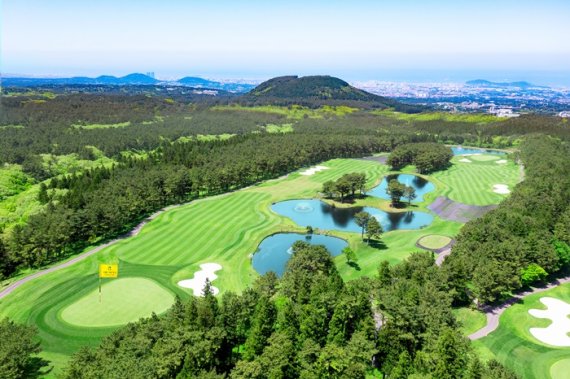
[241, 75, 421, 112]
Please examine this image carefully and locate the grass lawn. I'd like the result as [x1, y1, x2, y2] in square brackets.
[264, 123, 294, 133]
[454, 308, 487, 335]
[0, 155, 519, 375]
[212, 104, 358, 119]
[60, 278, 175, 328]
[473, 283, 570, 379]
[430, 155, 520, 206]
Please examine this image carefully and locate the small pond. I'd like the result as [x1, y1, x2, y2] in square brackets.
[252, 233, 348, 276]
[368, 174, 435, 202]
[271, 199, 434, 233]
[452, 146, 506, 156]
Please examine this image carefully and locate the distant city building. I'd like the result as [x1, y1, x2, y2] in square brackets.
[146, 72, 155, 79]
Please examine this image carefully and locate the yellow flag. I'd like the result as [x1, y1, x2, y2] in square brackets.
[99, 264, 118, 278]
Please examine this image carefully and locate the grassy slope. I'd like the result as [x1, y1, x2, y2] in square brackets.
[454, 308, 487, 336]
[472, 283, 570, 379]
[430, 155, 520, 206]
[0, 153, 116, 231]
[0, 156, 517, 375]
[212, 104, 358, 119]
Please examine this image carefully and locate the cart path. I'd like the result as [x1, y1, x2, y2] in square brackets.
[0, 204, 182, 300]
[468, 275, 570, 340]
[435, 246, 452, 266]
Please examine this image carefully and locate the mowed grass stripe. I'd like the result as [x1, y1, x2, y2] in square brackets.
[431, 157, 519, 205]
[121, 195, 232, 263]
[117, 192, 269, 266]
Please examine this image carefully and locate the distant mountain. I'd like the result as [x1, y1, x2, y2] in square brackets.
[1, 73, 254, 92]
[466, 79, 548, 89]
[241, 75, 422, 112]
[176, 77, 255, 92]
[2, 73, 159, 86]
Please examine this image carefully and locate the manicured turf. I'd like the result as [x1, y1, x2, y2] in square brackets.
[417, 234, 452, 250]
[60, 278, 174, 327]
[472, 283, 570, 379]
[430, 155, 520, 205]
[0, 155, 520, 375]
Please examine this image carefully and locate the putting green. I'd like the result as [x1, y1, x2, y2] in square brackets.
[469, 154, 500, 162]
[551, 359, 570, 379]
[60, 278, 174, 328]
[417, 234, 452, 250]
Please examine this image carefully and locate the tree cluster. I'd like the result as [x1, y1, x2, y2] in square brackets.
[386, 179, 417, 206]
[321, 172, 367, 202]
[387, 143, 453, 173]
[0, 319, 47, 378]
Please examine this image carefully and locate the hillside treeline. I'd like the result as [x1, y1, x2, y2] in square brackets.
[444, 135, 570, 304]
[2, 92, 569, 170]
[62, 244, 516, 379]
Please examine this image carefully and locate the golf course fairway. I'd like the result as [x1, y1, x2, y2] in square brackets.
[0, 155, 519, 375]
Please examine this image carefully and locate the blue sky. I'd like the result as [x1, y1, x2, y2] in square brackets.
[2, 0, 569, 82]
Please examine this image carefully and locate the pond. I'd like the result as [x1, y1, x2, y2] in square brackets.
[452, 146, 506, 156]
[368, 174, 435, 202]
[252, 233, 348, 276]
[271, 199, 434, 233]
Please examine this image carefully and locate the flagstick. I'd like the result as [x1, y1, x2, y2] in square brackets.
[99, 277, 102, 303]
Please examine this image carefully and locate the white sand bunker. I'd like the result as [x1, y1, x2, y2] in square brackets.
[528, 297, 570, 347]
[300, 165, 329, 176]
[496, 159, 508, 164]
[493, 184, 511, 194]
[178, 263, 222, 296]
[459, 158, 472, 163]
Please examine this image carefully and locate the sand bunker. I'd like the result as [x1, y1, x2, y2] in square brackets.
[495, 159, 507, 164]
[178, 263, 222, 296]
[300, 165, 329, 176]
[459, 158, 472, 163]
[528, 297, 570, 347]
[493, 184, 511, 194]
